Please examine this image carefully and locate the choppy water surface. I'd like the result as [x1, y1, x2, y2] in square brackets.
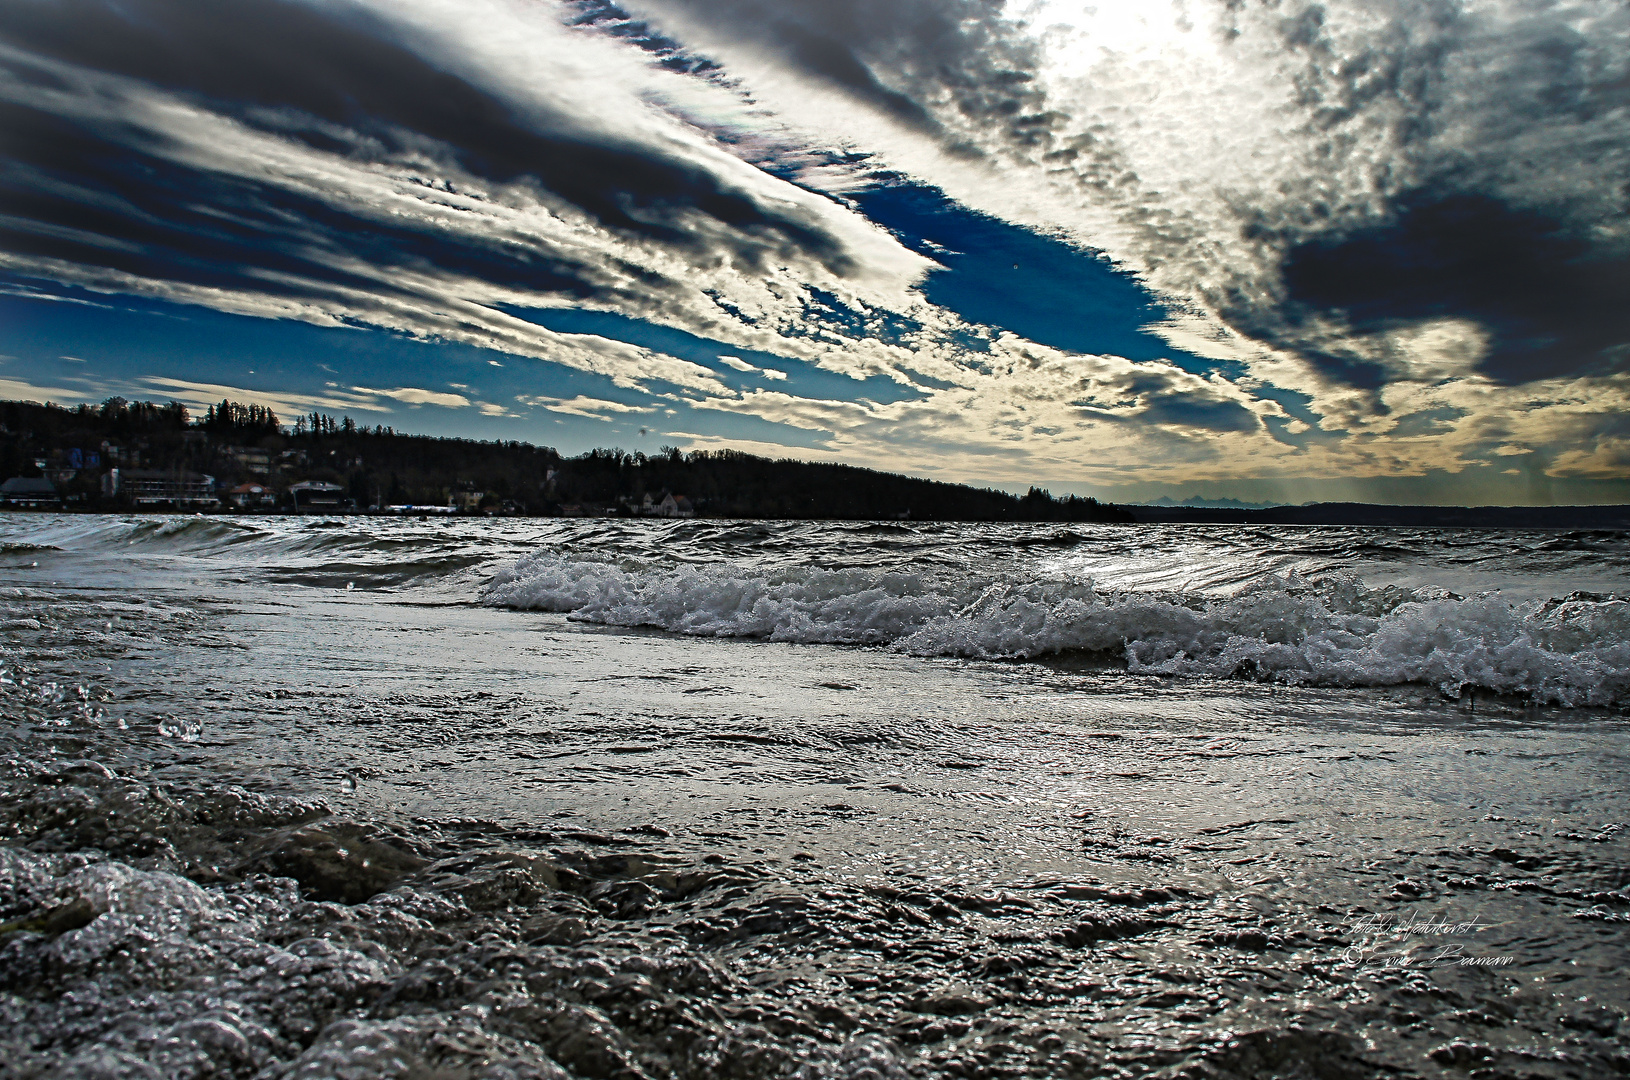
[1, 515, 1627, 1079]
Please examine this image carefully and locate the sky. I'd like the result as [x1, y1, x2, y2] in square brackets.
[1, 0, 1627, 505]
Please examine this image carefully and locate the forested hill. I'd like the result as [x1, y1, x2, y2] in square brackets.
[0, 397, 1131, 522]
[556, 446, 1130, 522]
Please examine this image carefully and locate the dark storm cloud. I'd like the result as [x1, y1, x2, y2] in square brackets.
[0, 95, 591, 300]
[626, 0, 1051, 151]
[1280, 194, 1630, 384]
[0, 0, 894, 332]
[2, 0, 850, 255]
[1195, 3, 1624, 388]
[1209, 0, 1630, 387]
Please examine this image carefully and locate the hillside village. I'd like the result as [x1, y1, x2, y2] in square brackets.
[0, 397, 1131, 522]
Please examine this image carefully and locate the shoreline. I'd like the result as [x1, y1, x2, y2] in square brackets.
[4, 640, 1627, 1078]
[1, 513, 1627, 1077]
[5, 502, 1630, 530]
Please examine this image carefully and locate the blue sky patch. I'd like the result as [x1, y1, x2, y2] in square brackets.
[855, 184, 1218, 374]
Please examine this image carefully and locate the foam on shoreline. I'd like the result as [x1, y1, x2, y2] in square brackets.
[484, 553, 1630, 706]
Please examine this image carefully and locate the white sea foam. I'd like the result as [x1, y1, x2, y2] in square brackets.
[483, 553, 1630, 706]
[485, 553, 959, 643]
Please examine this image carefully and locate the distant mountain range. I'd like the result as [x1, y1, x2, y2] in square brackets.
[1125, 501, 1630, 529]
[1139, 495, 1287, 510]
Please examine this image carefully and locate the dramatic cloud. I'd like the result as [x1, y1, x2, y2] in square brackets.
[1, 0, 1625, 499]
[0, 0, 931, 374]
[632, 0, 1629, 384]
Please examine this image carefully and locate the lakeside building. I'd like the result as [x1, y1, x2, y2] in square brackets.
[634, 492, 695, 518]
[289, 480, 348, 512]
[110, 468, 220, 508]
[0, 477, 59, 506]
[657, 493, 695, 518]
[228, 482, 277, 510]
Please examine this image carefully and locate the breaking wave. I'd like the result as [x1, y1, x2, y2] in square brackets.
[483, 552, 1630, 707]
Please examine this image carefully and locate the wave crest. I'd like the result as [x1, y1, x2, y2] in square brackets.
[483, 554, 1630, 707]
[485, 554, 953, 643]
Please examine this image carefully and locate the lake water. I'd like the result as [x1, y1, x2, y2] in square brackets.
[2, 515, 1627, 1079]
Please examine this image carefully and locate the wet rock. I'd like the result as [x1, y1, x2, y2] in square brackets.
[189, 786, 329, 832]
[0, 763, 337, 886]
[237, 823, 425, 904]
[364, 884, 469, 924]
[808, 1001, 859, 1031]
[1487, 847, 1545, 871]
[622, 952, 732, 998]
[268, 897, 434, 952]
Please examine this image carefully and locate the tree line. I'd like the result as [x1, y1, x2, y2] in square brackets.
[0, 397, 1130, 521]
